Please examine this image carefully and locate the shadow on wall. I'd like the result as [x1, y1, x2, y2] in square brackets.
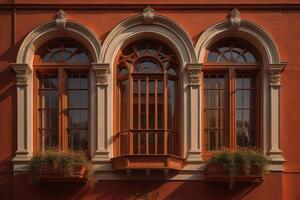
[11, 173, 284, 200]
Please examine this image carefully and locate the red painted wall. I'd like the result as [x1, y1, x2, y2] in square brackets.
[1, 1, 300, 199]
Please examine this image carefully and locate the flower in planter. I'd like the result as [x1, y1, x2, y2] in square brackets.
[29, 151, 94, 183]
[205, 150, 268, 189]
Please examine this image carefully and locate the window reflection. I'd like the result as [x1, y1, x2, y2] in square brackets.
[38, 73, 58, 150]
[37, 38, 91, 64]
[207, 39, 259, 64]
[236, 73, 256, 148]
[67, 72, 89, 151]
[204, 73, 227, 151]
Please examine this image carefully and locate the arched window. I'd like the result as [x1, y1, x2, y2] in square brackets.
[34, 38, 91, 152]
[203, 38, 261, 153]
[116, 39, 179, 156]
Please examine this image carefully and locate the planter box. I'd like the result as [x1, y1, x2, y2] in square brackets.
[31, 164, 87, 182]
[204, 164, 264, 182]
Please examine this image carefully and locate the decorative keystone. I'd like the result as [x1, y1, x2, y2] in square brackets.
[229, 8, 241, 30]
[55, 10, 67, 30]
[142, 6, 155, 24]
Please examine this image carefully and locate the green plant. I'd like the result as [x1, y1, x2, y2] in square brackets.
[29, 151, 94, 183]
[207, 150, 268, 189]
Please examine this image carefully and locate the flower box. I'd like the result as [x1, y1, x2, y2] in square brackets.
[205, 164, 263, 182]
[29, 151, 92, 183]
[31, 164, 87, 182]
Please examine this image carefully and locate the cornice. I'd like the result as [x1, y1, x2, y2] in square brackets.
[2, 3, 300, 10]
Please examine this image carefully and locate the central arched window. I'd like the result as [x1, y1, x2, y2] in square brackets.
[116, 39, 179, 156]
[203, 38, 261, 155]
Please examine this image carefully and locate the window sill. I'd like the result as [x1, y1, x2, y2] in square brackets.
[111, 154, 185, 171]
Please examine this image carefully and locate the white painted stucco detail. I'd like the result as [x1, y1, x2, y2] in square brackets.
[99, 9, 201, 169]
[12, 11, 101, 171]
[195, 9, 287, 171]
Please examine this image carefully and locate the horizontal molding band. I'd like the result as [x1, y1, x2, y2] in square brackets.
[1, 4, 300, 10]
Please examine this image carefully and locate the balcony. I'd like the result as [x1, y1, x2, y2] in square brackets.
[111, 130, 184, 171]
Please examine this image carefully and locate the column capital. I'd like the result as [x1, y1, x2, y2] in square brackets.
[91, 63, 110, 86]
[11, 63, 32, 87]
[266, 62, 287, 87]
[186, 63, 202, 86]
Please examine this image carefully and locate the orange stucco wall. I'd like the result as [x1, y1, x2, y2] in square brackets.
[1, 1, 300, 199]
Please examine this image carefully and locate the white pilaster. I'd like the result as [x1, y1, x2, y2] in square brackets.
[11, 63, 32, 163]
[267, 63, 287, 171]
[185, 64, 203, 163]
[91, 63, 111, 162]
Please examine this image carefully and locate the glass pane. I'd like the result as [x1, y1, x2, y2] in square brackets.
[68, 91, 80, 108]
[207, 51, 219, 62]
[149, 132, 155, 154]
[168, 80, 175, 130]
[68, 73, 80, 89]
[134, 59, 162, 73]
[206, 40, 258, 64]
[133, 80, 139, 129]
[157, 132, 164, 154]
[236, 90, 243, 108]
[149, 80, 155, 129]
[203, 73, 228, 150]
[120, 80, 128, 130]
[168, 68, 177, 76]
[157, 80, 163, 129]
[140, 80, 146, 129]
[38, 38, 91, 64]
[140, 132, 146, 154]
[119, 67, 128, 77]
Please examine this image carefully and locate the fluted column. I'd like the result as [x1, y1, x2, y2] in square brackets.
[11, 63, 32, 162]
[91, 63, 110, 162]
[186, 64, 203, 163]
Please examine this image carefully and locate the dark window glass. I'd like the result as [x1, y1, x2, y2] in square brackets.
[38, 38, 91, 64]
[38, 73, 58, 150]
[67, 72, 89, 151]
[204, 73, 227, 151]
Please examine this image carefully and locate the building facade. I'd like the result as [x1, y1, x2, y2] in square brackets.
[0, 0, 300, 199]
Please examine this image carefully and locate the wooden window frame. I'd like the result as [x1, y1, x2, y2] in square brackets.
[33, 64, 91, 154]
[114, 40, 180, 157]
[202, 46, 262, 159]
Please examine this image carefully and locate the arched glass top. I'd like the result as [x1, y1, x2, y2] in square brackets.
[117, 39, 178, 74]
[207, 39, 260, 64]
[36, 38, 91, 64]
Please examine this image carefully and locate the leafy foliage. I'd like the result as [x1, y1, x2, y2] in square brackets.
[29, 151, 93, 182]
[207, 150, 268, 189]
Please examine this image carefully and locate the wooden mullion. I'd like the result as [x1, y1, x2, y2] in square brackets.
[163, 72, 168, 154]
[230, 69, 236, 150]
[155, 79, 158, 154]
[129, 75, 133, 155]
[138, 79, 141, 154]
[146, 77, 149, 155]
[215, 78, 219, 150]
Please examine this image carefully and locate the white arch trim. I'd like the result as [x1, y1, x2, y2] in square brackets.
[11, 18, 101, 172]
[195, 16, 287, 171]
[93, 11, 203, 170]
[17, 20, 101, 65]
[195, 19, 280, 65]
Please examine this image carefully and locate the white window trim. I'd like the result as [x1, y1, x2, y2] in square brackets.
[97, 6, 203, 174]
[12, 8, 286, 179]
[11, 10, 101, 172]
[195, 9, 287, 172]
